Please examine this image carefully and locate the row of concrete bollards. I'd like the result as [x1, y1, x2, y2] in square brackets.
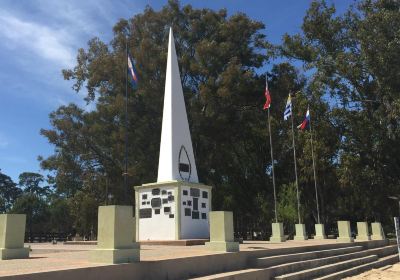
[0, 208, 387, 263]
[270, 221, 385, 243]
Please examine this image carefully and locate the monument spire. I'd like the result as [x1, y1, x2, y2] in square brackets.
[157, 27, 199, 183]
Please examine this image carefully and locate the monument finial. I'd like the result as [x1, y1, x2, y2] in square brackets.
[157, 28, 199, 183]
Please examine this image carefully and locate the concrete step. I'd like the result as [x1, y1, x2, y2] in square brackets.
[189, 246, 391, 280]
[361, 244, 398, 258]
[265, 245, 395, 278]
[188, 243, 394, 280]
[246, 242, 362, 259]
[274, 255, 378, 280]
[252, 246, 363, 268]
[188, 268, 268, 280]
[314, 254, 400, 280]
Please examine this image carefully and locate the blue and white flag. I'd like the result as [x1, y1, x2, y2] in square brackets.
[127, 53, 138, 88]
[283, 94, 292, 120]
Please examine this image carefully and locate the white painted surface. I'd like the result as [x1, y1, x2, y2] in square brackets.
[157, 28, 199, 183]
[137, 183, 211, 241]
[138, 187, 176, 240]
[180, 186, 210, 239]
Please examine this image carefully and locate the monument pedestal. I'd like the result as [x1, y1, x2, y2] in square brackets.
[337, 221, 354, 242]
[355, 222, 371, 241]
[270, 223, 286, 242]
[294, 224, 308, 241]
[205, 211, 239, 252]
[313, 224, 327, 239]
[0, 248, 30, 260]
[371, 222, 385, 240]
[90, 206, 139, 264]
[135, 181, 212, 241]
[0, 214, 29, 260]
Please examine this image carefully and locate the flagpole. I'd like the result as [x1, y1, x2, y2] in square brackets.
[290, 102, 301, 224]
[309, 109, 321, 224]
[267, 107, 278, 223]
[123, 36, 129, 198]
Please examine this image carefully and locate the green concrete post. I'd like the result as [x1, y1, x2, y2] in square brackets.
[0, 214, 29, 260]
[314, 224, 327, 239]
[371, 222, 385, 240]
[337, 220, 354, 242]
[294, 224, 308, 241]
[270, 223, 286, 242]
[90, 205, 140, 264]
[205, 211, 239, 252]
[355, 222, 371, 241]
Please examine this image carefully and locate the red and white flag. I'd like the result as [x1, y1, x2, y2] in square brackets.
[263, 78, 271, 110]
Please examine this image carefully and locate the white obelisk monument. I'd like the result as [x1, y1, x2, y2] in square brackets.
[134, 28, 212, 241]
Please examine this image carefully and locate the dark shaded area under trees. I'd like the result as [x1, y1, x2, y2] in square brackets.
[1, 0, 400, 240]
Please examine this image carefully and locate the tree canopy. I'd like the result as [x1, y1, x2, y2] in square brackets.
[1, 0, 396, 238]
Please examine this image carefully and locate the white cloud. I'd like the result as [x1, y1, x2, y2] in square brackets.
[0, 0, 138, 109]
[0, 11, 75, 68]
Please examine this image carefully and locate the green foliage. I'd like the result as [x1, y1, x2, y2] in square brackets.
[10, 193, 50, 235]
[48, 197, 73, 234]
[282, 0, 400, 226]
[68, 191, 99, 238]
[18, 172, 51, 197]
[277, 182, 299, 234]
[40, 0, 274, 236]
[19, 0, 399, 238]
[0, 170, 22, 213]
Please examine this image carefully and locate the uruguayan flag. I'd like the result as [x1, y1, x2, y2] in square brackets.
[283, 94, 292, 120]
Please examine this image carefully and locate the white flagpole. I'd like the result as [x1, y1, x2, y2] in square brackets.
[290, 98, 301, 224]
[267, 106, 278, 223]
[309, 108, 321, 224]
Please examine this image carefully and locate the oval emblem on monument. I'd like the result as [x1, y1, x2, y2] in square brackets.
[178, 145, 191, 181]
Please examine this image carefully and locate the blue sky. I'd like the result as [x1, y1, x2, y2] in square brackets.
[0, 0, 350, 183]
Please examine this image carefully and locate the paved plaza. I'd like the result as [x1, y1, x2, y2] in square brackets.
[0, 240, 338, 277]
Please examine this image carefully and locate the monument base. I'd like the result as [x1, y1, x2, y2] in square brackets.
[355, 235, 371, 241]
[313, 224, 327, 240]
[294, 224, 308, 241]
[270, 223, 286, 242]
[371, 222, 385, 240]
[337, 237, 354, 243]
[90, 247, 140, 264]
[0, 247, 29, 260]
[371, 235, 384, 240]
[205, 241, 239, 252]
[355, 222, 371, 242]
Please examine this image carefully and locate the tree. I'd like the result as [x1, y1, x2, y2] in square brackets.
[0, 170, 22, 213]
[48, 197, 73, 234]
[40, 0, 272, 233]
[18, 172, 51, 197]
[281, 0, 400, 225]
[10, 193, 50, 238]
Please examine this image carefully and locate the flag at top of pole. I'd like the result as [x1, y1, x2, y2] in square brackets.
[263, 78, 271, 110]
[283, 94, 292, 120]
[298, 108, 310, 130]
[127, 53, 138, 88]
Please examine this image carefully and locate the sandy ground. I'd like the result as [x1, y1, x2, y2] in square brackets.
[344, 263, 400, 280]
